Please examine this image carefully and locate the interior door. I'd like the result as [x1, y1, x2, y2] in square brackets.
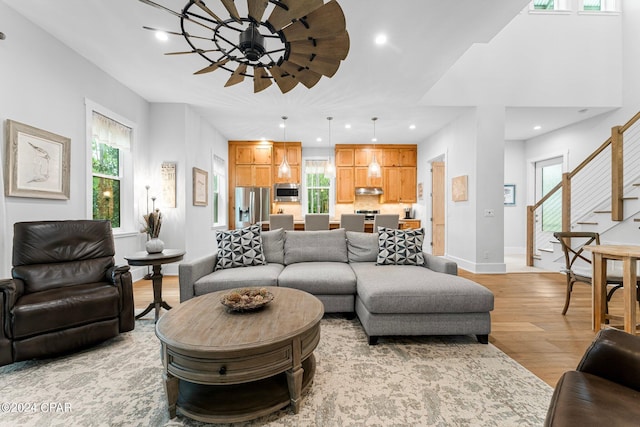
[534, 156, 563, 251]
[431, 161, 445, 256]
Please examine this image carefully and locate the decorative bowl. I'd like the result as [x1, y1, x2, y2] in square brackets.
[220, 287, 274, 312]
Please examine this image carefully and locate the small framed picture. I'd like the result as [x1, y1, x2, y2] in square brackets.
[504, 184, 516, 206]
[4, 120, 70, 200]
[192, 167, 208, 206]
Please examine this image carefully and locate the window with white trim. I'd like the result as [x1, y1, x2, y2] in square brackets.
[530, 0, 570, 11]
[89, 108, 133, 231]
[304, 159, 332, 214]
[580, 0, 619, 12]
[212, 154, 227, 227]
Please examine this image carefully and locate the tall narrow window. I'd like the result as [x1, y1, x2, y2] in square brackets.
[91, 112, 131, 228]
[213, 154, 227, 227]
[305, 160, 331, 214]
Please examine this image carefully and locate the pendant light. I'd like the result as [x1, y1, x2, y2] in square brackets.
[368, 117, 381, 178]
[278, 116, 291, 179]
[325, 117, 336, 178]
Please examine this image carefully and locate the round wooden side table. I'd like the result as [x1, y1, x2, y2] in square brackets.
[125, 249, 185, 322]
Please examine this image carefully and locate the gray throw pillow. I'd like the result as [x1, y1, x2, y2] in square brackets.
[376, 227, 425, 266]
[261, 228, 285, 264]
[215, 224, 266, 270]
[346, 231, 379, 262]
[284, 228, 348, 264]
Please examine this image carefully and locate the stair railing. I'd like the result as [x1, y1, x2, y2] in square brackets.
[526, 111, 640, 266]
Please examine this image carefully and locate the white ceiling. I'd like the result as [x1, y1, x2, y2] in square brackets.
[3, 0, 613, 146]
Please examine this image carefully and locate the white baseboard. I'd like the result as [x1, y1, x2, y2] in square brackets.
[446, 254, 506, 274]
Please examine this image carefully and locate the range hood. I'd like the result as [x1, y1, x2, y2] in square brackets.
[355, 187, 384, 196]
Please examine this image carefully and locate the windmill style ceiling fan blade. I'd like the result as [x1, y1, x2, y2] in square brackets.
[282, 0, 346, 42]
[253, 67, 273, 93]
[287, 53, 340, 77]
[266, 0, 323, 32]
[193, 0, 224, 23]
[220, 0, 242, 23]
[247, 0, 269, 23]
[279, 61, 322, 89]
[225, 63, 248, 87]
[270, 65, 299, 93]
[288, 31, 350, 61]
[143, 27, 212, 41]
[165, 48, 220, 55]
[138, 0, 215, 32]
[194, 58, 230, 74]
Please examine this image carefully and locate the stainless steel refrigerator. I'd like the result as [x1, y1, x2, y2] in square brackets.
[235, 187, 270, 229]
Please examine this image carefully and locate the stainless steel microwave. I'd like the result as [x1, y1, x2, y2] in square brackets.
[274, 183, 300, 202]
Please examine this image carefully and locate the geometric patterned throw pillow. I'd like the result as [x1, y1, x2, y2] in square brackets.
[215, 224, 266, 270]
[376, 226, 425, 266]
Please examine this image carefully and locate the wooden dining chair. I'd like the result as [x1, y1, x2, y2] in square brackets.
[553, 231, 640, 315]
[304, 214, 330, 231]
[340, 214, 365, 232]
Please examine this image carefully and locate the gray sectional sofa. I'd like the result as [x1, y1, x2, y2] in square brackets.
[179, 228, 494, 344]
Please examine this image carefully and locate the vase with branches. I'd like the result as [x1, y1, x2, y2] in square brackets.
[142, 208, 164, 253]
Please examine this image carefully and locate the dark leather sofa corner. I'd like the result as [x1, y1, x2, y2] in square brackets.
[544, 328, 640, 426]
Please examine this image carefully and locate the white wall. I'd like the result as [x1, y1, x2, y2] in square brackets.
[504, 140, 527, 253]
[0, 3, 227, 278]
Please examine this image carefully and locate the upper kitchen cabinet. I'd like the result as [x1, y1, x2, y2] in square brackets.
[382, 147, 417, 167]
[336, 167, 355, 203]
[272, 143, 301, 184]
[336, 147, 354, 167]
[235, 144, 272, 164]
[354, 147, 383, 167]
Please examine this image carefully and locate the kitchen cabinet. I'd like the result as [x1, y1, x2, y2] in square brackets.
[236, 164, 272, 187]
[336, 167, 355, 203]
[399, 148, 417, 166]
[236, 145, 272, 164]
[355, 167, 383, 188]
[381, 167, 416, 203]
[273, 144, 301, 184]
[354, 148, 383, 167]
[400, 220, 421, 230]
[336, 148, 354, 166]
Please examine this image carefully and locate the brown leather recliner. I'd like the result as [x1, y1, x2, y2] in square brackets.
[0, 220, 134, 366]
[544, 328, 640, 426]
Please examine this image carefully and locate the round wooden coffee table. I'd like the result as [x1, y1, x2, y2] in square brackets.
[155, 286, 324, 423]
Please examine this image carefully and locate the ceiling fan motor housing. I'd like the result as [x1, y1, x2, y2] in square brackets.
[239, 23, 266, 61]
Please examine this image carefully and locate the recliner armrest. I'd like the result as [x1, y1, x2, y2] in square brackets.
[106, 264, 131, 283]
[0, 278, 23, 309]
[577, 328, 640, 392]
[179, 253, 217, 302]
[422, 252, 458, 276]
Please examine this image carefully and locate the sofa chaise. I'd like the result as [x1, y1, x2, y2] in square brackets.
[179, 227, 494, 344]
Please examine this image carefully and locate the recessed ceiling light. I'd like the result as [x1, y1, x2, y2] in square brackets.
[375, 34, 387, 45]
[409, 124, 416, 130]
[155, 31, 169, 42]
[316, 137, 322, 142]
[279, 123, 285, 128]
[345, 124, 351, 129]
[533, 125, 542, 130]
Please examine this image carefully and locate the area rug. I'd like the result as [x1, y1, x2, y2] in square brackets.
[0, 316, 552, 426]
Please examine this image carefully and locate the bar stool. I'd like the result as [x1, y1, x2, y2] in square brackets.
[269, 214, 294, 231]
[304, 214, 330, 230]
[340, 214, 365, 232]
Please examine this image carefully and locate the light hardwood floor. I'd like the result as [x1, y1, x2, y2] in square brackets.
[133, 270, 624, 387]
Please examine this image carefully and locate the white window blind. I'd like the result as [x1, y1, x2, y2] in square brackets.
[92, 112, 131, 150]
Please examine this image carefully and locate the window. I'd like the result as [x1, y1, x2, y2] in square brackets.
[213, 154, 227, 227]
[90, 110, 132, 230]
[530, 0, 570, 10]
[580, 0, 619, 12]
[304, 160, 331, 214]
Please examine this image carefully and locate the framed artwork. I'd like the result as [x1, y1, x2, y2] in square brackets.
[417, 182, 423, 200]
[161, 162, 177, 208]
[192, 167, 208, 206]
[452, 175, 468, 202]
[4, 119, 70, 199]
[504, 184, 516, 206]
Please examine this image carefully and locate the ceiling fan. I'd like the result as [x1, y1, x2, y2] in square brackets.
[138, 0, 350, 94]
